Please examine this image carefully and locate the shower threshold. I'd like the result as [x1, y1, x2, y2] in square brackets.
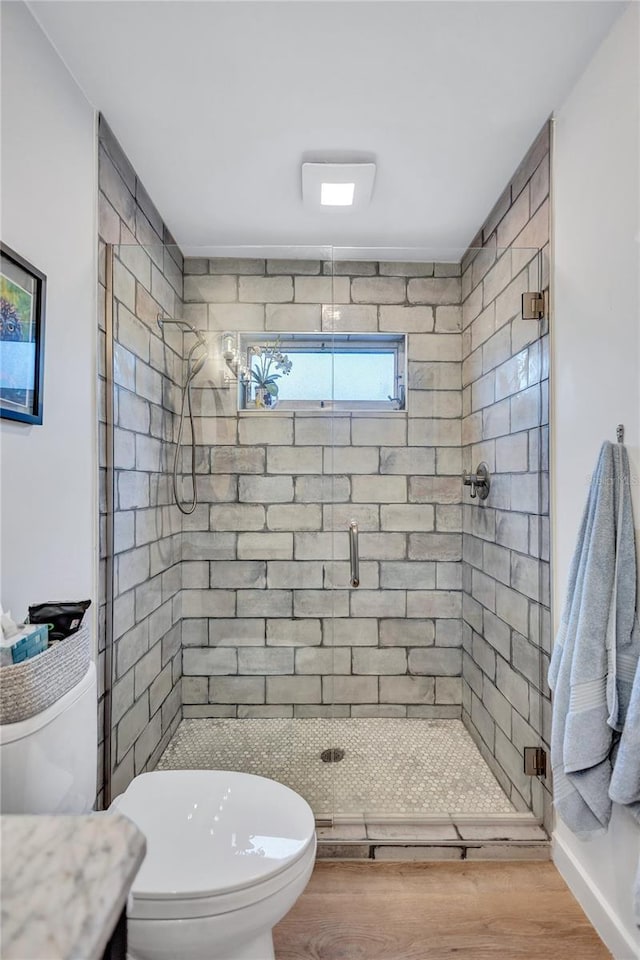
[156, 717, 548, 858]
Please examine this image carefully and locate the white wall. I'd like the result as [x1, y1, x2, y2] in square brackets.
[552, 4, 640, 957]
[0, 3, 97, 626]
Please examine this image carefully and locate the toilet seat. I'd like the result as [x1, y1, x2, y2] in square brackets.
[111, 770, 316, 922]
[125, 840, 317, 922]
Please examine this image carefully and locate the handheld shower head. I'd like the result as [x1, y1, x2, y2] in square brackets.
[190, 353, 207, 378]
[186, 335, 209, 380]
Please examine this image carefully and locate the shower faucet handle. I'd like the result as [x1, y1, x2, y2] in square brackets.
[348, 520, 360, 588]
[463, 463, 491, 501]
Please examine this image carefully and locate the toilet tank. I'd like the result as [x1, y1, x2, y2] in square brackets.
[0, 661, 98, 814]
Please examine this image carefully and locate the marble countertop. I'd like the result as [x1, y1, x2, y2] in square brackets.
[1, 813, 146, 960]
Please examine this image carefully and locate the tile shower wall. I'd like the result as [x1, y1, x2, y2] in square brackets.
[97, 117, 184, 802]
[460, 123, 551, 822]
[180, 259, 464, 717]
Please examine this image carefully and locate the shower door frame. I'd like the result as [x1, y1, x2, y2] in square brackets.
[102, 243, 116, 808]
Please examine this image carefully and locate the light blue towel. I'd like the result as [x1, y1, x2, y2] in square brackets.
[549, 441, 640, 925]
[610, 652, 640, 925]
[606, 444, 640, 926]
[610, 653, 640, 814]
[549, 442, 640, 836]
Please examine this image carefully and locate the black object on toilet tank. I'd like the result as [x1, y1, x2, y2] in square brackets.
[27, 599, 91, 642]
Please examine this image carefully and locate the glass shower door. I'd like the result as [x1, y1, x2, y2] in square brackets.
[321, 245, 551, 832]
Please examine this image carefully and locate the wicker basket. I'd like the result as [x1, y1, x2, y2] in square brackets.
[0, 624, 91, 725]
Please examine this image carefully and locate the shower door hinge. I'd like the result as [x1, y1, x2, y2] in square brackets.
[524, 747, 547, 777]
[522, 291, 546, 320]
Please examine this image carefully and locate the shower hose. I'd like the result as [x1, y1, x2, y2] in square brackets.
[173, 339, 208, 515]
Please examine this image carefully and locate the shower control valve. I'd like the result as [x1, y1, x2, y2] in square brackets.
[463, 462, 491, 500]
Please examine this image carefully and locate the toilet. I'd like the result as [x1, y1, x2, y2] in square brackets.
[111, 769, 316, 960]
[0, 663, 316, 960]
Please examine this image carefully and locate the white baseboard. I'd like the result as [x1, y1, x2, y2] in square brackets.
[553, 832, 640, 959]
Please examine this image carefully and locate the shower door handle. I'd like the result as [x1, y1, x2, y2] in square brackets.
[349, 520, 360, 588]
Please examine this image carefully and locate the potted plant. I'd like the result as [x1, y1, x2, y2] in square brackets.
[249, 339, 292, 407]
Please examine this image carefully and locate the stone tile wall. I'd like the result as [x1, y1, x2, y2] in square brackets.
[459, 122, 552, 824]
[97, 117, 184, 803]
[180, 259, 465, 717]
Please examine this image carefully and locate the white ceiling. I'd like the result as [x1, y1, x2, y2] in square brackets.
[31, 0, 623, 259]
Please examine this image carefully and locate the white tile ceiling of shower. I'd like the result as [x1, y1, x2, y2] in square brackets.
[157, 717, 514, 818]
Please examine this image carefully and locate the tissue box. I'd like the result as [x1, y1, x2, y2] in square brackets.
[0, 623, 49, 666]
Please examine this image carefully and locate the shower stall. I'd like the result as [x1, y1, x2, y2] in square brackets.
[100, 234, 551, 846]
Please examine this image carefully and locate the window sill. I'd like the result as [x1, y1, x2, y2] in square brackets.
[238, 408, 408, 418]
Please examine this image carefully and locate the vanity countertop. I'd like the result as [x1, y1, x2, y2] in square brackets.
[0, 813, 146, 960]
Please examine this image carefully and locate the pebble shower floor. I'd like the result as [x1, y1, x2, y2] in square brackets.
[157, 718, 515, 819]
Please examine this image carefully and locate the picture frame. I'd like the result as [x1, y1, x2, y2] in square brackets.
[0, 243, 46, 424]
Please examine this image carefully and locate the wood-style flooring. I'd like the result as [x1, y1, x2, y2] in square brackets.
[273, 861, 611, 959]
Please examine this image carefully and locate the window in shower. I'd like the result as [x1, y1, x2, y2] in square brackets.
[239, 332, 406, 410]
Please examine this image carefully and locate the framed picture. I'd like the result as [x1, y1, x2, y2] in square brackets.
[0, 244, 46, 424]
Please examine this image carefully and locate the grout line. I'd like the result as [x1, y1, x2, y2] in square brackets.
[317, 838, 549, 847]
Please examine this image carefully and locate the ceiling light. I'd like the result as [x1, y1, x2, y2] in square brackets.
[321, 182, 355, 206]
[302, 162, 376, 209]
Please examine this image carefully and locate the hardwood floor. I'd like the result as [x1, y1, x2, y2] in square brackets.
[274, 861, 611, 960]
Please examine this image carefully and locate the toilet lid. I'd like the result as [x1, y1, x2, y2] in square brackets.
[112, 770, 315, 899]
